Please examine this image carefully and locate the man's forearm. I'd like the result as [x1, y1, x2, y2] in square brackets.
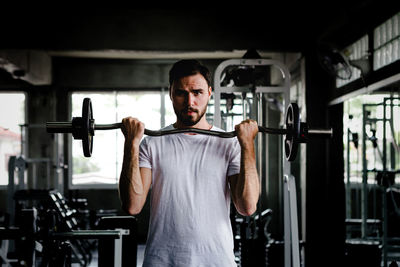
[119, 142, 145, 215]
[235, 144, 260, 216]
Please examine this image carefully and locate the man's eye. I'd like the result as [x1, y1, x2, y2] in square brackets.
[193, 91, 202, 95]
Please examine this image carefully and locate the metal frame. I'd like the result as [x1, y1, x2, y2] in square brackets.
[213, 59, 291, 127]
[51, 229, 129, 267]
[359, 98, 400, 266]
[213, 59, 300, 267]
[284, 174, 301, 267]
[213, 58, 291, 174]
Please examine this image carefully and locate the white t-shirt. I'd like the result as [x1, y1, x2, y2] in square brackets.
[139, 124, 241, 267]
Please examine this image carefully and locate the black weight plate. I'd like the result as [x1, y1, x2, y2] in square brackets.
[285, 103, 300, 161]
[82, 98, 94, 157]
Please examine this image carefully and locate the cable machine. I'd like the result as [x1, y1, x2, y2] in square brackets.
[346, 97, 400, 266]
[212, 58, 301, 267]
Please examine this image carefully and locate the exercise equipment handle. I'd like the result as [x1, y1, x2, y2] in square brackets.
[308, 128, 333, 137]
[95, 123, 122, 130]
[46, 98, 334, 160]
[53, 122, 290, 137]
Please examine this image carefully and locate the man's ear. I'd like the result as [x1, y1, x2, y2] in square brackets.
[208, 86, 212, 99]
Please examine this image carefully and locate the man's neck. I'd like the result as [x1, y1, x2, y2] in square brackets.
[173, 119, 211, 130]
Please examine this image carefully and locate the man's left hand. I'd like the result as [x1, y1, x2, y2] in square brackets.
[235, 120, 259, 148]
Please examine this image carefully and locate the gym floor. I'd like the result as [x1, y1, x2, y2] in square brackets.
[84, 244, 146, 267]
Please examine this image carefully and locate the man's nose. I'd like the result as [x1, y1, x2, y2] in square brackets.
[187, 93, 195, 106]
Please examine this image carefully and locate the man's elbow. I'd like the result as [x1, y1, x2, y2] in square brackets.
[237, 203, 257, 217]
[122, 203, 142, 216]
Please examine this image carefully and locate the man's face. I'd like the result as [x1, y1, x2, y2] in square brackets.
[170, 73, 212, 127]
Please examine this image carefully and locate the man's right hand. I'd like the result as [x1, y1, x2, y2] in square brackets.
[121, 117, 145, 146]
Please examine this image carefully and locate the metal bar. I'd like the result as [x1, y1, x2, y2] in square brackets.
[46, 122, 74, 133]
[361, 105, 368, 239]
[19, 124, 47, 128]
[7, 157, 16, 226]
[161, 87, 166, 128]
[96, 124, 289, 137]
[257, 92, 262, 197]
[94, 123, 122, 130]
[50, 230, 127, 240]
[215, 86, 290, 94]
[288, 174, 301, 267]
[0, 239, 13, 266]
[346, 129, 351, 227]
[255, 86, 291, 93]
[284, 175, 291, 267]
[113, 229, 128, 267]
[50, 118, 335, 139]
[308, 128, 333, 137]
[214, 88, 222, 127]
[144, 128, 236, 137]
[388, 97, 396, 169]
[383, 99, 387, 171]
[382, 186, 388, 267]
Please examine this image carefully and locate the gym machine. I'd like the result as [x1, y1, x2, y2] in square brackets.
[212, 58, 302, 267]
[362, 98, 400, 266]
[345, 97, 400, 266]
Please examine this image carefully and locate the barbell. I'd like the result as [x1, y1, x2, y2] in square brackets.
[46, 98, 333, 161]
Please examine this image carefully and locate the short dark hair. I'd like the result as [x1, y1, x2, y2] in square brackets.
[169, 59, 211, 87]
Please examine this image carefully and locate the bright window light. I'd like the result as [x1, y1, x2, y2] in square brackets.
[0, 92, 25, 186]
[71, 91, 172, 187]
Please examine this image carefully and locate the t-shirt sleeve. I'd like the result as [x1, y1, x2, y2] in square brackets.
[139, 137, 152, 169]
[227, 138, 241, 176]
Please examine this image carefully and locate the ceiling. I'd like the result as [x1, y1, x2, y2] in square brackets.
[1, 2, 398, 60]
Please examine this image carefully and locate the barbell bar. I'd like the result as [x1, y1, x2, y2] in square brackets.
[46, 98, 333, 161]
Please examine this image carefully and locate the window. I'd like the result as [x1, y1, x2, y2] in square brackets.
[344, 94, 400, 184]
[70, 90, 174, 188]
[344, 93, 400, 228]
[373, 12, 400, 70]
[0, 92, 26, 186]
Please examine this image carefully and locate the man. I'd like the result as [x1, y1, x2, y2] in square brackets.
[119, 59, 259, 266]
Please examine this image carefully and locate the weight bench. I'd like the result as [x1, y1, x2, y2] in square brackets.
[0, 209, 130, 267]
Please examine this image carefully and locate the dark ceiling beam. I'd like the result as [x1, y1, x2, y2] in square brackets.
[0, 3, 398, 54]
[0, 6, 365, 52]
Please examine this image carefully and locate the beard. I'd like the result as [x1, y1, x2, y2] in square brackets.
[174, 105, 207, 127]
